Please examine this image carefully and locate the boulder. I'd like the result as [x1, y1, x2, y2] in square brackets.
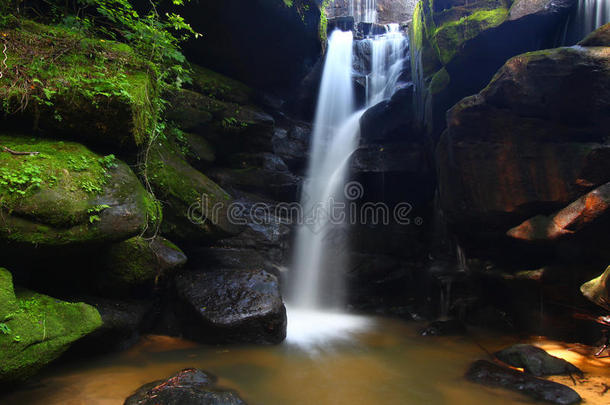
[495, 344, 581, 376]
[0, 268, 102, 383]
[359, 84, 416, 144]
[172, 269, 287, 344]
[410, 0, 577, 138]
[437, 43, 610, 245]
[579, 23, 610, 47]
[580, 266, 610, 311]
[1, 21, 155, 150]
[99, 236, 187, 296]
[272, 123, 311, 173]
[0, 135, 155, 247]
[147, 136, 242, 244]
[466, 360, 582, 405]
[507, 183, 610, 243]
[124, 368, 247, 405]
[420, 319, 466, 336]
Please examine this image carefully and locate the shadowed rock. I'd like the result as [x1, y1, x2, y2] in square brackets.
[581, 266, 610, 311]
[495, 344, 581, 377]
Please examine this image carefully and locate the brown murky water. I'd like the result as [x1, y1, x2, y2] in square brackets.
[2, 317, 609, 405]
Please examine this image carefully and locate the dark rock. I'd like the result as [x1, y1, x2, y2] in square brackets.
[507, 182, 610, 243]
[173, 269, 287, 344]
[272, 123, 311, 172]
[327, 16, 355, 33]
[359, 84, 416, 144]
[124, 368, 247, 405]
[357, 22, 388, 36]
[351, 142, 432, 174]
[466, 360, 582, 405]
[420, 319, 466, 336]
[495, 344, 582, 377]
[437, 45, 610, 247]
[581, 266, 610, 311]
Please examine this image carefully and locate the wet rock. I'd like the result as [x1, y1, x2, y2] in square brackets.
[173, 269, 287, 344]
[124, 368, 247, 405]
[580, 266, 610, 311]
[579, 22, 610, 47]
[420, 319, 466, 336]
[272, 123, 311, 172]
[359, 84, 416, 144]
[327, 16, 355, 33]
[466, 360, 582, 405]
[495, 344, 581, 377]
[507, 183, 610, 243]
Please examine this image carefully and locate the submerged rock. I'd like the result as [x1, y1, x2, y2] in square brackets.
[495, 344, 581, 377]
[580, 266, 610, 311]
[124, 368, 247, 405]
[0, 268, 102, 383]
[173, 269, 287, 344]
[420, 319, 466, 336]
[466, 360, 582, 405]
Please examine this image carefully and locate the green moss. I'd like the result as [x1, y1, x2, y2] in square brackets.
[433, 7, 509, 64]
[1, 20, 157, 147]
[0, 268, 102, 383]
[430, 68, 451, 94]
[189, 65, 252, 104]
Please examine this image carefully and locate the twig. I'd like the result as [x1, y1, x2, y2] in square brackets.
[1, 145, 39, 155]
[0, 40, 7, 80]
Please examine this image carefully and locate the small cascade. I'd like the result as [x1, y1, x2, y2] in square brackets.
[366, 24, 408, 105]
[561, 0, 610, 45]
[349, 0, 378, 23]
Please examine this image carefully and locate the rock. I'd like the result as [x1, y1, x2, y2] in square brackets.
[1, 21, 155, 150]
[437, 44, 610, 245]
[324, 0, 417, 25]
[466, 360, 582, 405]
[147, 136, 242, 244]
[0, 268, 102, 383]
[99, 236, 187, 296]
[580, 266, 610, 311]
[495, 344, 581, 377]
[359, 84, 416, 144]
[579, 22, 610, 47]
[124, 368, 247, 405]
[0, 135, 155, 247]
[272, 123, 311, 173]
[327, 16, 355, 33]
[188, 64, 253, 105]
[180, 132, 216, 170]
[182, 0, 322, 91]
[507, 183, 610, 242]
[173, 269, 287, 344]
[351, 142, 432, 173]
[410, 0, 577, 138]
[420, 319, 466, 336]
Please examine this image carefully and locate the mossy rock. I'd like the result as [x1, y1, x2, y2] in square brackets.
[0, 135, 155, 246]
[579, 23, 610, 47]
[0, 20, 156, 150]
[188, 64, 253, 104]
[0, 268, 102, 383]
[99, 236, 187, 296]
[147, 135, 242, 243]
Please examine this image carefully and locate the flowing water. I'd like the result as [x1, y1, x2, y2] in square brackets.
[350, 0, 378, 23]
[561, 0, 610, 45]
[288, 26, 408, 346]
[3, 318, 610, 405]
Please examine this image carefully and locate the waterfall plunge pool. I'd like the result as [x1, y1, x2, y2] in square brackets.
[3, 316, 610, 405]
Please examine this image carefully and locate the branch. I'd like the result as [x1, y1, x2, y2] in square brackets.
[1, 145, 40, 156]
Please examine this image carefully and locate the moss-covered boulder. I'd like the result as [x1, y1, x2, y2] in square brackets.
[0, 135, 156, 247]
[410, 0, 576, 138]
[0, 268, 102, 383]
[0, 20, 156, 150]
[437, 39, 610, 249]
[147, 135, 242, 243]
[581, 266, 610, 311]
[99, 236, 187, 296]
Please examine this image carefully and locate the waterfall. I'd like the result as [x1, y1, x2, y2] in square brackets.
[349, 0, 378, 23]
[561, 0, 610, 45]
[287, 26, 409, 348]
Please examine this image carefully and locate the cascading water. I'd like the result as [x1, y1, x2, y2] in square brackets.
[560, 0, 610, 45]
[287, 26, 409, 349]
[349, 0, 378, 23]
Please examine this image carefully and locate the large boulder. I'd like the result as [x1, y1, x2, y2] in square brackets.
[495, 344, 581, 377]
[124, 368, 247, 405]
[171, 269, 287, 344]
[580, 266, 610, 311]
[466, 360, 582, 405]
[0, 135, 155, 247]
[437, 42, 610, 247]
[0, 268, 102, 383]
[1, 20, 155, 150]
[410, 0, 577, 138]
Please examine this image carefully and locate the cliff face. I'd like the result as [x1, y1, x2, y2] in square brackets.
[325, 0, 418, 24]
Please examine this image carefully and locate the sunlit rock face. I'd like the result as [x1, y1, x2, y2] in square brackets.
[410, 0, 578, 140]
[581, 266, 610, 311]
[325, 0, 418, 24]
[437, 30, 610, 252]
